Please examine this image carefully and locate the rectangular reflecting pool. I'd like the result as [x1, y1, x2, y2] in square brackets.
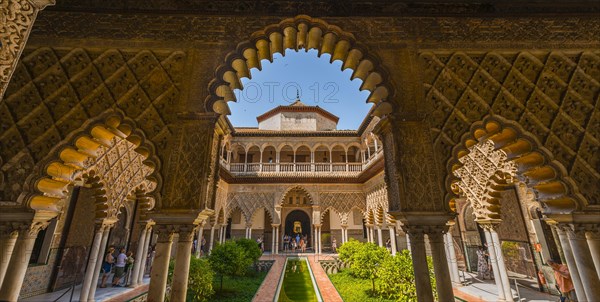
[275, 257, 322, 302]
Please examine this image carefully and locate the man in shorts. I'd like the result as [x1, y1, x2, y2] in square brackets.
[112, 248, 127, 287]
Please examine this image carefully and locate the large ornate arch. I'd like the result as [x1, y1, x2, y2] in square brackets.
[207, 15, 394, 117]
[279, 185, 315, 206]
[26, 112, 160, 221]
[318, 192, 366, 225]
[447, 116, 586, 220]
[425, 50, 600, 209]
[227, 191, 276, 224]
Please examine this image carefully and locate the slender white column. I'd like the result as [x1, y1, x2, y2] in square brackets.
[445, 232, 460, 285]
[80, 226, 105, 301]
[490, 228, 513, 301]
[377, 226, 383, 247]
[405, 226, 434, 301]
[406, 233, 411, 251]
[170, 228, 195, 302]
[248, 227, 252, 239]
[0, 224, 44, 302]
[194, 224, 205, 258]
[484, 228, 506, 301]
[369, 226, 374, 243]
[567, 225, 600, 299]
[271, 225, 276, 253]
[147, 227, 174, 302]
[341, 226, 347, 244]
[388, 226, 397, 256]
[274, 226, 279, 254]
[317, 226, 322, 254]
[0, 230, 18, 288]
[137, 225, 153, 285]
[209, 226, 216, 252]
[427, 227, 454, 302]
[586, 230, 600, 280]
[87, 226, 111, 302]
[555, 226, 587, 302]
[129, 225, 148, 288]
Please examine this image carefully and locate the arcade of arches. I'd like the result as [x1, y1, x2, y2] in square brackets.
[0, 2, 599, 302]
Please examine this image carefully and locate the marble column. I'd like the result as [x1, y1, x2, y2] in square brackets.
[567, 225, 600, 299]
[317, 226, 322, 254]
[376, 226, 383, 247]
[555, 226, 587, 302]
[369, 226, 374, 244]
[341, 226, 347, 244]
[129, 225, 148, 288]
[483, 228, 506, 301]
[274, 226, 279, 254]
[247, 226, 251, 240]
[80, 225, 105, 301]
[209, 225, 216, 252]
[489, 228, 513, 301]
[585, 229, 600, 280]
[245, 226, 251, 239]
[445, 232, 460, 285]
[87, 225, 111, 302]
[0, 230, 18, 288]
[271, 225, 276, 253]
[426, 227, 454, 302]
[404, 226, 434, 301]
[388, 226, 397, 256]
[195, 223, 205, 258]
[0, 223, 45, 302]
[147, 227, 174, 302]
[170, 227, 195, 302]
[137, 225, 153, 285]
[406, 233, 411, 252]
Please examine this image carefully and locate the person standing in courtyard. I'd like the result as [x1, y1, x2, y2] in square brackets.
[99, 246, 115, 288]
[476, 246, 491, 280]
[548, 259, 576, 301]
[332, 237, 337, 253]
[257, 236, 264, 252]
[112, 248, 127, 287]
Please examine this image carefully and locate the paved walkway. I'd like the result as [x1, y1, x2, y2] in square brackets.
[22, 277, 150, 302]
[307, 255, 343, 302]
[455, 272, 556, 302]
[253, 254, 287, 302]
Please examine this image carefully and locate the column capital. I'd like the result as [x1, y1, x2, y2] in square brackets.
[154, 225, 176, 243]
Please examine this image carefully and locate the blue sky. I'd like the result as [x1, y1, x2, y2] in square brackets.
[228, 49, 372, 130]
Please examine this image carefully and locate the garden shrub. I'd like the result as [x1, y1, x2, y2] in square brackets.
[337, 239, 363, 264]
[187, 257, 214, 301]
[209, 240, 253, 291]
[376, 250, 437, 301]
[235, 238, 262, 264]
[350, 242, 390, 292]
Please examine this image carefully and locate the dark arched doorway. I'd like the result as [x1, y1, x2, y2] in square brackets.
[285, 210, 311, 247]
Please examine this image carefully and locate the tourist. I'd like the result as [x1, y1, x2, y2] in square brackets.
[299, 237, 305, 253]
[200, 236, 206, 257]
[547, 259, 576, 302]
[283, 234, 289, 252]
[296, 234, 300, 247]
[476, 246, 491, 280]
[99, 246, 115, 288]
[257, 236, 264, 252]
[332, 237, 337, 253]
[112, 248, 127, 287]
[124, 251, 135, 286]
[385, 238, 391, 252]
[291, 238, 297, 252]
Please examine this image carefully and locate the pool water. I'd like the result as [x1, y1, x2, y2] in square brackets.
[277, 258, 319, 302]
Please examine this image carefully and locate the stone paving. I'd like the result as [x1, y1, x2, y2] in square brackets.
[22, 277, 150, 302]
[252, 254, 287, 302]
[307, 255, 343, 302]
